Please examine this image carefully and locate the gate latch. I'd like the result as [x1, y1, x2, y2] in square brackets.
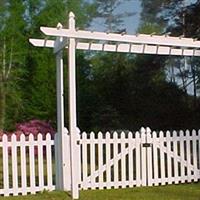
[142, 143, 152, 148]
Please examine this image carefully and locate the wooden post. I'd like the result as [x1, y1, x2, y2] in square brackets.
[68, 12, 81, 199]
[55, 22, 71, 191]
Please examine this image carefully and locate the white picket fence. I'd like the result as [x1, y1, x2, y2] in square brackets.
[0, 133, 55, 196]
[80, 128, 200, 190]
[0, 128, 200, 197]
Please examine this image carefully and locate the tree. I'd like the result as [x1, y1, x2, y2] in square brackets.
[22, 0, 96, 127]
[0, 1, 27, 131]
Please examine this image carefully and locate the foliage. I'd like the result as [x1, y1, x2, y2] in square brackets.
[0, 1, 27, 131]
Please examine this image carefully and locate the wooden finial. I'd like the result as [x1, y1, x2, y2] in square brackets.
[57, 23, 63, 29]
[69, 11, 75, 18]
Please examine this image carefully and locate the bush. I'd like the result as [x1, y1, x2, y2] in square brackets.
[15, 119, 56, 139]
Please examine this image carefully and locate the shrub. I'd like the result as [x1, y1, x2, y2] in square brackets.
[15, 119, 56, 139]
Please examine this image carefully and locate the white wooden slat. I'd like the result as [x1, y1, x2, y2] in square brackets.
[179, 131, 185, 183]
[20, 134, 27, 195]
[46, 133, 53, 189]
[173, 131, 179, 184]
[146, 128, 152, 186]
[141, 128, 147, 186]
[106, 132, 111, 189]
[37, 134, 44, 190]
[40, 27, 200, 49]
[97, 132, 104, 189]
[54, 133, 60, 189]
[29, 134, 36, 194]
[82, 132, 88, 189]
[29, 39, 200, 57]
[121, 132, 126, 188]
[11, 134, 18, 196]
[90, 132, 96, 189]
[192, 130, 198, 182]
[159, 131, 165, 185]
[198, 130, 200, 174]
[113, 132, 119, 189]
[128, 132, 133, 186]
[166, 131, 172, 184]
[2, 135, 9, 196]
[135, 131, 141, 187]
[186, 130, 192, 183]
[152, 131, 159, 186]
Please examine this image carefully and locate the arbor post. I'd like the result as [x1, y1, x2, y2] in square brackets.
[55, 23, 71, 191]
[68, 12, 81, 199]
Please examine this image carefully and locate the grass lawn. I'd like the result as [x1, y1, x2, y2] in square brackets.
[1, 183, 200, 200]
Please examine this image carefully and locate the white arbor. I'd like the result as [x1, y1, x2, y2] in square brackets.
[29, 12, 200, 199]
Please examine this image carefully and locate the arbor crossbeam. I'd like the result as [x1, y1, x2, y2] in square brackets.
[30, 39, 200, 57]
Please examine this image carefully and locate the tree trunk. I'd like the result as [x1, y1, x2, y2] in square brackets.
[0, 81, 6, 131]
[190, 58, 197, 109]
[0, 38, 6, 131]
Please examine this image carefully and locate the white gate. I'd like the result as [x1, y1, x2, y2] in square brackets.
[80, 128, 200, 190]
[147, 129, 200, 186]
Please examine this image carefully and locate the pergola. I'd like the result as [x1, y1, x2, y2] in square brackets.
[29, 12, 200, 199]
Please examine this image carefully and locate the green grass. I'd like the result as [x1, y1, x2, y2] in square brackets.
[1, 183, 200, 200]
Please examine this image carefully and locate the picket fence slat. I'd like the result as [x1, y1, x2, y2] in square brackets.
[98, 132, 104, 189]
[113, 132, 119, 189]
[11, 135, 18, 196]
[179, 131, 185, 183]
[141, 129, 146, 186]
[106, 132, 111, 189]
[29, 134, 36, 194]
[90, 132, 96, 189]
[121, 132, 126, 188]
[146, 129, 152, 186]
[128, 132, 133, 186]
[160, 131, 165, 185]
[82, 132, 88, 189]
[186, 130, 192, 183]
[46, 134, 53, 189]
[152, 131, 158, 186]
[198, 131, 200, 173]
[135, 131, 141, 187]
[192, 130, 198, 182]
[166, 131, 172, 185]
[2, 135, 9, 196]
[20, 134, 27, 195]
[37, 134, 44, 190]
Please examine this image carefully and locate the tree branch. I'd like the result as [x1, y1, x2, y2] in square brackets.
[6, 37, 13, 80]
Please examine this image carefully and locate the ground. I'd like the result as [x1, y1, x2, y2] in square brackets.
[1, 183, 200, 200]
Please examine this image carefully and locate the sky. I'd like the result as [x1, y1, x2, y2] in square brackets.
[89, 0, 141, 34]
[88, 0, 197, 34]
